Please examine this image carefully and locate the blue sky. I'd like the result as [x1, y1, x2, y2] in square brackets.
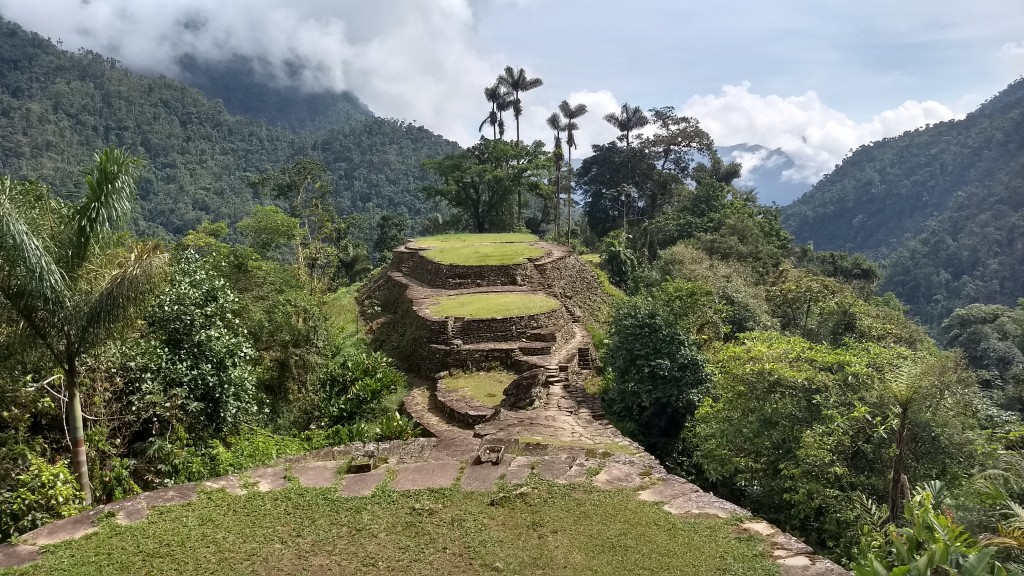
[2, 0, 1021, 183]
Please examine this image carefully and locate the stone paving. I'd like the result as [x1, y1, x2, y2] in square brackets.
[0, 438, 848, 574]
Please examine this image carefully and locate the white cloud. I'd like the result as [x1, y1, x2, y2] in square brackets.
[682, 83, 958, 183]
[0, 0, 498, 142]
[1001, 42, 1024, 76]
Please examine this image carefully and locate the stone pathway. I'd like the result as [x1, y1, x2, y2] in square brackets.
[0, 439, 847, 574]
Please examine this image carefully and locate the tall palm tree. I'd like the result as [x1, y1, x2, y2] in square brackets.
[603, 103, 650, 147]
[559, 100, 588, 242]
[0, 147, 167, 504]
[497, 66, 543, 142]
[546, 112, 567, 241]
[479, 83, 512, 140]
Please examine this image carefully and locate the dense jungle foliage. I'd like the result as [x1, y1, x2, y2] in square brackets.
[783, 78, 1024, 330]
[5, 17, 1024, 573]
[0, 17, 458, 243]
[1, 149, 417, 542]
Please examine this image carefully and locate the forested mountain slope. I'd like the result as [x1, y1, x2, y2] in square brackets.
[177, 54, 374, 132]
[782, 78, 1024, 328]
[783, 78, 1024, 256]
[0, 17, 458, 237]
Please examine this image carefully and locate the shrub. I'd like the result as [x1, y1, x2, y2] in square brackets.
[319, 352, 406, 427]
[1, 454, 85, 542]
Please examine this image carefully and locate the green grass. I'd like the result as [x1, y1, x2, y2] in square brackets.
[411, 232, 538, 248]
[4, 483, 778, 576]
[423, 243, 546, 266]
[444, 370, 515, 407]
[580, 253, 601, 264]
[427, 293, 560, 319]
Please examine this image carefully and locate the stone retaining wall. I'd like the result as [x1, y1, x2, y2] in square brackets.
[450, 308, 569, 344]
[403, 253, 537, 289]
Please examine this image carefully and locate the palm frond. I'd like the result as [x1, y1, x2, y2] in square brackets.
[0, 177, 70, 326]
[558, 100, 588, 120]
[69, 146, 144, 275]
[546, 112, 566, 132]
[76, 241, 168, 357]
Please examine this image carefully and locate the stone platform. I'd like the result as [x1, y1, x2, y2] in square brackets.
[0, 438, 847, 575]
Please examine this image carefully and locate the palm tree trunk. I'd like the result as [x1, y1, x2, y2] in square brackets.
[566, 147, 573, 244]
[66, 362, 93, 505]
[553, 167, 561, 243]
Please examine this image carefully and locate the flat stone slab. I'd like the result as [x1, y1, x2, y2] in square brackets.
[461, 459, 512, 491]
[663, 491, 750, 518]
[391, 461, 461, 491]
[593, 462, 644, 489]
[561, 457, 601, 484]
[203, 474, 244, 495]
[636, 477, 701, 502]
[21, 508, 103, 546]
[0, 544, 41, 569]
[740, 520, 778, 537]
[537, 454, 575, 481]
[772, 531, 814, 555]
[247, 467, 288, 492]
[504, 456, 537, 484]
[103, 496, 149, 525]
[292, 461, 341, 488]
[778, 557, 849, 576]
[142, 483, 198, 507]
[340, 468, 390, 496]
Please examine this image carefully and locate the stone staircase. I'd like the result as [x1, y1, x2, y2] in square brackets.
[577, 347, 594, 371]
[447, 317, 465, 345]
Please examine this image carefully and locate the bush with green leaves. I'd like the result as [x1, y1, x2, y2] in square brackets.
[1, 453, 85, 541]
[114, 251, 261, 441]
[853, 482, 1009, 576]
[318, 351, 407, 427]
[691, 333, 990, 556]
[602, 294, 710, 467]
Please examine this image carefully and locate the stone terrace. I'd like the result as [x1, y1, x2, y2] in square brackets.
[0, 438, 847, 575]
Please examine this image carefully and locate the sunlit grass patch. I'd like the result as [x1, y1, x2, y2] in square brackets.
[443, 370, 515, 407]
[5, 483, 778, 576]
[411, 232, 538, 248]
[427, 293, 560, 319]
[423, 242, 546, 266]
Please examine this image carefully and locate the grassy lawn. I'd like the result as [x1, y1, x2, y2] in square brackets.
[423, 243, 546, 266]
[427, 293, 560, 319]
[444, 370, 515, 407]
[4, 482, 778, 576]
[411, 233, 538, 248]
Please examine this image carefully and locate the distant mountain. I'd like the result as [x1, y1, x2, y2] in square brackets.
[782, 77, 1024, 328]
[0, 17, 458, 238]
[177, 54, 374, 133]
[717, 144, 808, 206]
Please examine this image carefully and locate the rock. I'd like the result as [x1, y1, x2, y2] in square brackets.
[142, 483, 198, 507]
[593, 462, 644, 489]
[636, 477, 700, 503]
[501, 369, 548, 410]
[292, 461, 342, 488]
[739, 520, 778, 537]
[391, 461, 461, 490]
[462, 458, 512, 491]
[246, 467, 288, 492]
[663, 491, 750, 518]
[340, 468, 390, 496]
[203, 474, 244, 495]
[477, 444, 506, 465]
[20, 508, 104, 546]
[504, 456, 537, 484]
[0, 544, 40, 569]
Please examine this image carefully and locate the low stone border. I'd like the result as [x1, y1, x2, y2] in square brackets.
[434, 373, 500, 426]
[0, 439, 848, 574]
